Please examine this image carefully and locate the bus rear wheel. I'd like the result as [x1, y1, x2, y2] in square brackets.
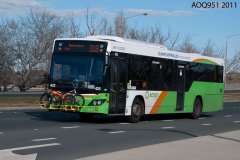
[192, 97, 202, 119]
[128, 99, 144, 123]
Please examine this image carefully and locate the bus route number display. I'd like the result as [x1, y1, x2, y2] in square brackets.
[54, 40, 107, 54]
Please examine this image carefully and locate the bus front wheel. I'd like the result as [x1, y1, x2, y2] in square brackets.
[192, 97, 202, 119]
[128, 98, 144, 123]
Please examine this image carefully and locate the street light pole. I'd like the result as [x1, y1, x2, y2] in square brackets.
[116, 12, 149, 37]
[225, 34, 240, 64]
[125, 13, 149, 20]
[225, 34, 240, 83]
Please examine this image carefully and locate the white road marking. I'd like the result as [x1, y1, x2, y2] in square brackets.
[161, 120, 175, 122]
[224, 115, 233, 118]
[161, 126, 175, 129]
[108, 131, 126, 134]
[61, 125, 80, 129]
[0, 143, 61, 160]
[198, 117, 206, 120]
[1, 143, 61, 151]
[201, 123, 212, 126]
[119, 123, 130, 125]
[0, 132, 3, 134]
[32, 137, 56, 142]
[33, 129, 39, 131]
[233, 121, 240, 124]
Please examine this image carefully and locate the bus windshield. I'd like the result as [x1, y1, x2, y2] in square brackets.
[51, 52, 105, 90]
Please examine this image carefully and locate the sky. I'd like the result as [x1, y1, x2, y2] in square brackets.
[0, 0, 240, 58]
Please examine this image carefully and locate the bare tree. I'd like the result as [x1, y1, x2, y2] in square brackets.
[202, 39, 215, 56]
[0, 20, 16, 91]
[168, 32, 180, 50]
[127, 25, 181, 51]
[127, 28, 148, 41]
[114, 12, 126, 37]
[12, 10, 65, 91]
[226, 51, 240, 74]
[179, 36, 199, 53]
[68, 17, 81, 37]
[86, 8, 96, 35]
[149, 26, 170, 44]
[106, 24, 114, 35]
[85, 8, 110, 36]
[97, 18, 114, 35]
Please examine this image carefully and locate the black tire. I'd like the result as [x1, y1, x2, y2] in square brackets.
[191, 97, 202, 119]
[128, 98, 144, 123]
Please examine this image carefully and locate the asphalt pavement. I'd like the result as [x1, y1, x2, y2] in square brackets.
[0, 102, 240, 160]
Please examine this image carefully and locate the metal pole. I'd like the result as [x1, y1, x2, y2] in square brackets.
[125, 13, 148, 20]
[224, 39, 228, 82]
[225, 34, 240, 86]
[225, 34, 240, 69]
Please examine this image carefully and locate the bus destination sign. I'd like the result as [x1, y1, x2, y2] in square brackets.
[54, 40, 107, 54]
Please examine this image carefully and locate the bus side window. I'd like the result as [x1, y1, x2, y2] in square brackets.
[164, 60, 174, 90]
[128, 55, 151, 90]
[150, 61, 162, 90]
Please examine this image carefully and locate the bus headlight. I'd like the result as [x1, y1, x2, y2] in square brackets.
[90, 99, 105, 106]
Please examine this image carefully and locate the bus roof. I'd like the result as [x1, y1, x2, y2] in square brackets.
[54, 35, 224, 66]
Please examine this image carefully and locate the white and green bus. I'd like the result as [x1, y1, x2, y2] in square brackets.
[42, 35, 224, 122]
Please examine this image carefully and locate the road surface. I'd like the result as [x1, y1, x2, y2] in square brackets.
[0, 102, 239, 160]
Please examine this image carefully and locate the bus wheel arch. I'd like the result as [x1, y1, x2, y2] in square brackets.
[135, 95, 145, 113]
[192, 95, 203, 119]
[128, 96, 145, 123]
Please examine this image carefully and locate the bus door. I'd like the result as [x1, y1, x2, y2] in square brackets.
[109, 56, 128, 114]
[176, 65, 186, 111]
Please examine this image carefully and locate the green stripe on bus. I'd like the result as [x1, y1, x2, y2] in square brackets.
[155, 82, 224, 114]
[193, 58, 217, 65]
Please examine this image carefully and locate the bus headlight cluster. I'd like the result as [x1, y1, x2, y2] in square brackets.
[90, 99, 105, 106]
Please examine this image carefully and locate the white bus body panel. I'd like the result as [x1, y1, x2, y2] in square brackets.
[125, 90, 163, 116]
[54, 36, 224, 66]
